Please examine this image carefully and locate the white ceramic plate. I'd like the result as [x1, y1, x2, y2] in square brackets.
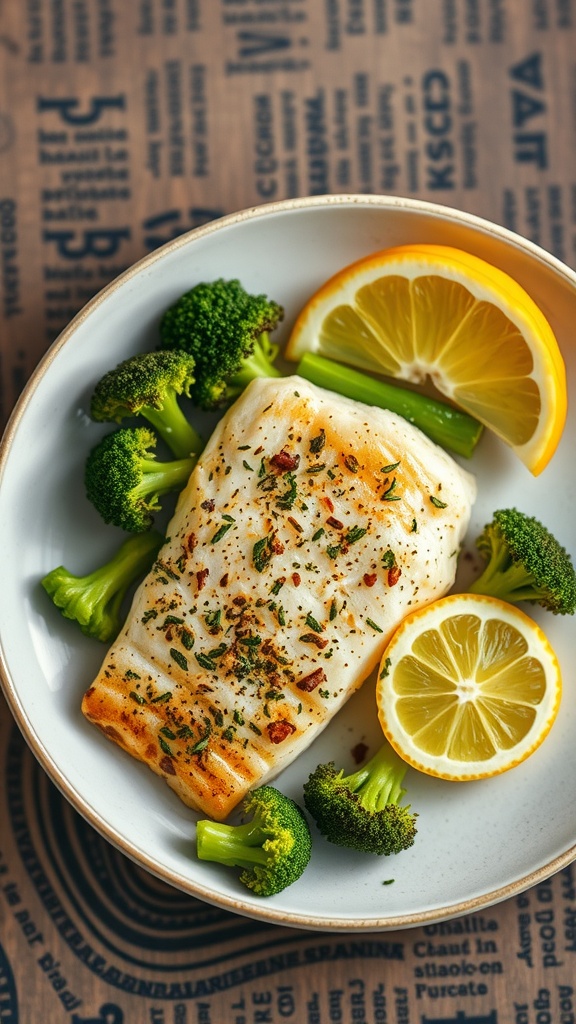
[2, 195, 576, 932]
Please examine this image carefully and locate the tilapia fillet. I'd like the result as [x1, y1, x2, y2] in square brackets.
[82, 376, 476, 820]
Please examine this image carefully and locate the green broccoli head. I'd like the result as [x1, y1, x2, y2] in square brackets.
[90, 350, 204, 459]
[196, 785, 312, 896]
[468, 507, 576, 615]
[41, 531, 163, 642]
[85, 426, 196, 533]
[303, 743, 417, 856]
[159, 278, 284, 408]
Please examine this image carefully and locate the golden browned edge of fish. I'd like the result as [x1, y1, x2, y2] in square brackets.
[82, 377, 476, 821]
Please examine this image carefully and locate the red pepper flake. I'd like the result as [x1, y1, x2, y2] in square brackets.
[326, 516, 344, 530]
[351, 742, 369, 764]
[287, 516, 303, 533]
[388, 565, 402, 587]
[186, 532, 197, 553]
[267, 719, 296, 744]
[363, 573, 378, 587]
[299, 632, 329, 649]
[322, 496, 335, 513]
[271, 449, 301, 472]
[254, 445, 264, 455]
[297, 667, 327, 692]
[292, 572, 301, 587]
[219, 573, 229, 587]
[196, 568, 209, 591]
[159, 755, 176, 776]
[201, 498, 215, 512]
[271, 535, 285, 555]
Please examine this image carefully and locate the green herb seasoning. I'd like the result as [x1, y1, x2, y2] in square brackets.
[151, 691, 172, 704]
[253, 534, 274, 572]
[380, 657, 392, 678]
[207, 642, 228, 659]
[210, 707, 224, 727]
[309, 429, 326, 454]
[162, 614, 184, 628]
[430, 495, 448, 509]
[211, 520, 234, 543]
[188, 722, 211, 755]
[180, 628, 195, 650]
[276, 472, 298, 510]
[155, 560, 180, 581]
[239, 635, 261, 648]
[381, 548, 396, 569]
[305, 612, 324, 633]
[204, 608, 222, 631]
[366, 618, 384, 633]
[381, 478, 401, 501]
[195, 652, 216, 672]
[170, 648, 188, 671]
[345, 525, 367, 545]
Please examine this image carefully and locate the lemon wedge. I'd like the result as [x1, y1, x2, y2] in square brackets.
[286, 244, 566, 475]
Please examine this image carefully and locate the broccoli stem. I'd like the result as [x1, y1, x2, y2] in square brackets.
[133, 456, 196, 503]
[230, 333, 283, 391]
[468, 559, 544, 603]
[41, 531, 163, 642]
[296, 352, 483, 459]
[196, 818, 271, 869]
[342, 743, 408, 812]
[140, 391, 204, 459]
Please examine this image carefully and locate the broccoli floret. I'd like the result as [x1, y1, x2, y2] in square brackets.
[196, 785, 312, 896]
[85, 426, 196, 533]
[159, 278, 284, 408]
[90, 350, 204, 459]
[303, 743, 417, 856]
[468, 507, 576, 615]
[41, 531, 163, 642]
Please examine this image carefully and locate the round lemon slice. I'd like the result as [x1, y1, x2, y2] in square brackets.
[286, 244, 567, 475]
[376, 593, 561, 781]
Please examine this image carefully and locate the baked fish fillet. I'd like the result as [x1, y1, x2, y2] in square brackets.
[82, 376, 476, 820]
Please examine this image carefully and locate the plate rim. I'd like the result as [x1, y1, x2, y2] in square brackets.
[2, 191, 576, 931]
